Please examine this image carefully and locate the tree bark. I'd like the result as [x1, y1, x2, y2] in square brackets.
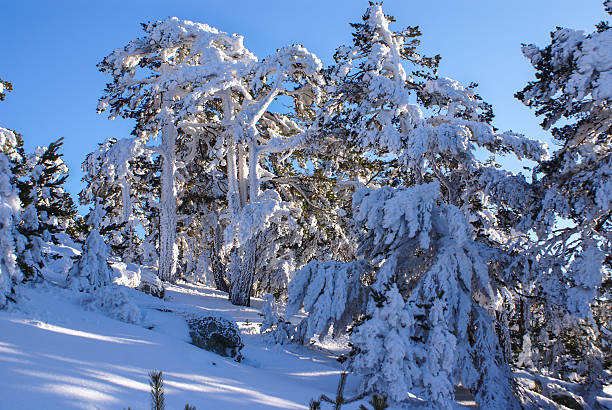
[237, 143, 249, 206]
[248, 141, 259, 200]
[158, 122, 178, 282]
[229, 236, 256, 306]
[211, 220, 229, 292]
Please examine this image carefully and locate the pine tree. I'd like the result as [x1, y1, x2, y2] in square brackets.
[98, 18, 257, 283]
[148, 370, 165, 410]
[68, 203, 113, 291]
[0, 78, 12, 101]
[288, 5, 547, 408]
[514, 0, 611, 393]
[0, 127, 24, 307]
[187, 44, 324, 306]
[80, 137, 144, 262]
[12, 138, 77, 279]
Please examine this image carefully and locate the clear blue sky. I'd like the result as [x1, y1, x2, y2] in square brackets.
[0, 1, 607, 204]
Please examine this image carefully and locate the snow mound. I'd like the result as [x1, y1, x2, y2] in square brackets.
[111, 262, 165, 298]
[80, 285, 142, 324]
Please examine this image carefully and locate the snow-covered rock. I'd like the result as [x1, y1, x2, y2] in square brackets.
[186, 313, 244, 361]
[111, 262, 165, 299]
[138, 267, 165, 299]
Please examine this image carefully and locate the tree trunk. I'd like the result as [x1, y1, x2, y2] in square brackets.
[226, 141, 240, 215]
[211, 221, 229, 292]
[248, 141, 259, 200]
[229, 237, 256, 306]
[237, 143, 248, 206]
[158, 122, 178, 282]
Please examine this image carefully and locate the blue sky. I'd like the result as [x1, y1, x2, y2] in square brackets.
[0, 1, 607, 203]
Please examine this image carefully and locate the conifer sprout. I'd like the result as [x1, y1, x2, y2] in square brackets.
[148, 370, 165, 410]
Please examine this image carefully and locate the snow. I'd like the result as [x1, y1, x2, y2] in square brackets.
[2, 278, 609, 409]
[0, 279, 353, 410]
[0, 127, 22, 307]
[1, 3, 609, 408]
[520, 21, 612, 119]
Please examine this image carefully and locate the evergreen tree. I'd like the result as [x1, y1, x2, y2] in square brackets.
[80, 137, 144, 262]
[180, 43, 324, 306]
[288, 5, 546, 408]
[148, 370, 165, 410]
[0, 127, 23, 307]
[513, 0, 611, 394]
[0, 78, 12, 101]
[98, 18, 257, 283]
[68, 203, 113, 291]
[17, 138, 77, 279]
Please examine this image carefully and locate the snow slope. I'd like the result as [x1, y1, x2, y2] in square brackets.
[1, 277, 609, 409]
[0, 281, 346, 410]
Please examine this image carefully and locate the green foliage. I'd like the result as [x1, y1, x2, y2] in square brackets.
[0, 78, 13, 101]
[4, 135, 78, 279]
[308, 399, 321, 410]
[309, 372, 366, 410]
[25, 137, 77, 237]
[149, 370, 165, 410]
[370, 395, 388, 410]
[359, 394, 388, 410]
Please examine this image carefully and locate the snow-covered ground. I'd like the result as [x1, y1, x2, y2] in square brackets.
[0, 279, 352, 410]
[1, 273, 609, 409]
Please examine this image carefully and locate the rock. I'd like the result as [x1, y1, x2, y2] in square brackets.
[542, 381, 587, 410]
[550, 392, 584, 410]
[138, 268, 165, 299]
[111, 262, 165, 298]
[187, 314, 243, 361]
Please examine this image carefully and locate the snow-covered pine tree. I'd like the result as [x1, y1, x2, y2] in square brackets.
[225, 47, 325, 306]
[513, 0, 612, 393]
[98, 18, 257, 283]
[288, 5, 547, 408]
[0, 78, 12, 101]
[17, 138, 77, 279]
[174, 30, 325, 305]
[68, 202, 113, 291]
[349, 185, 520, 409]
[130, 151, 161, 267]
[68, 203, 142, 325]
[80, 137, 144, 262]
[0, 127, 23, 307]
[174, 146, 224, 285]
[100, 16, 328, 304]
